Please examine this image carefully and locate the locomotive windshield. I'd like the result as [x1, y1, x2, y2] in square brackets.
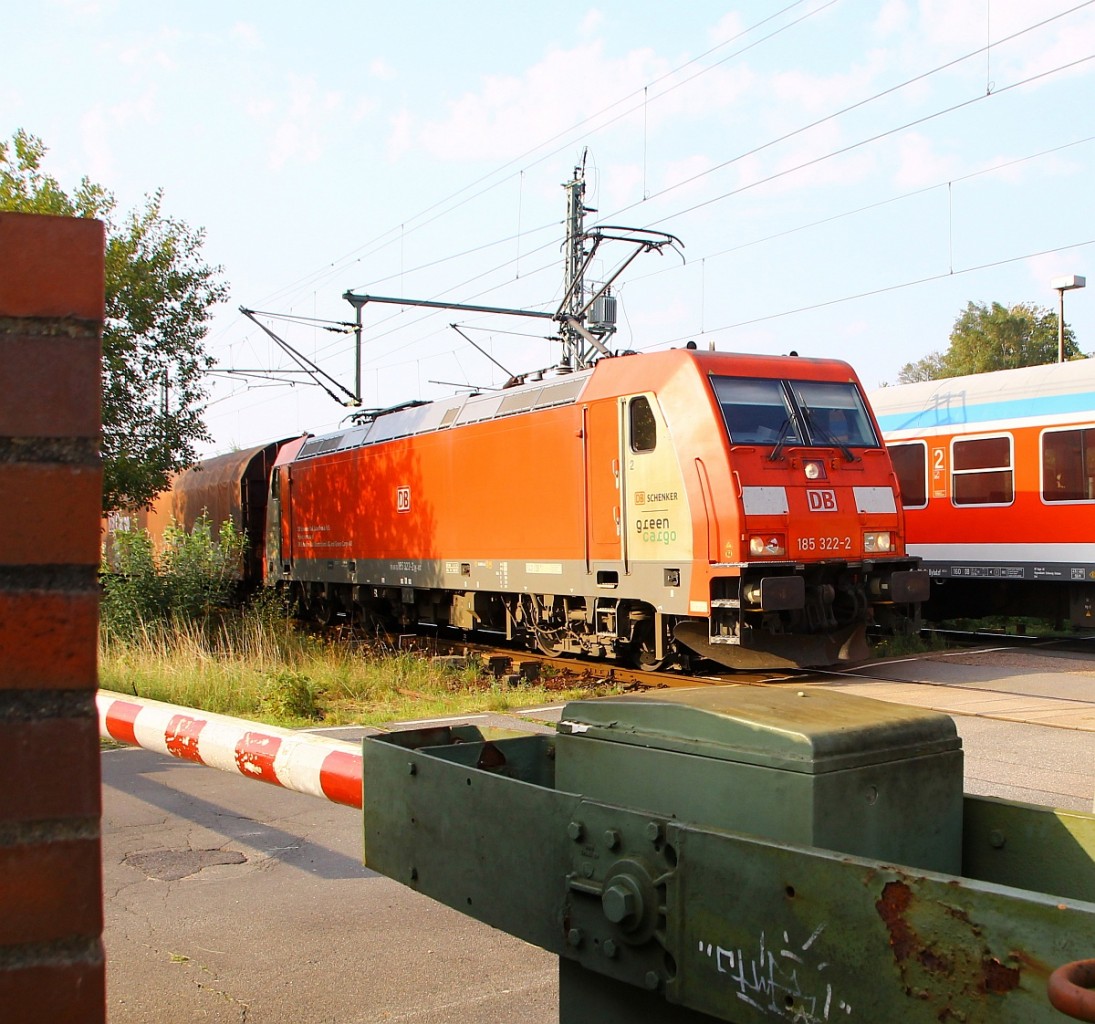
[711, 376, 879, 449]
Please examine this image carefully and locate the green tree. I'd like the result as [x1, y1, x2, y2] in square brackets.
[895, 350, 947, 383]
[100, 514, 247, 638]
[0, 129, 228, 510]
[897, 300, 1084, 383]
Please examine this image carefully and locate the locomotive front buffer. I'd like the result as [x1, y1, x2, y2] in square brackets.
[364, 686, 1095, 1024]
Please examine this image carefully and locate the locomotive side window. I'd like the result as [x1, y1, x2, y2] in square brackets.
[952, 435, 1013, 505]
[629, 396, 657, 452]
[887, 442, 928, 508]
[1042, 426, 1095, 502]
[788, 381, 879, 448]
[711, 377, 799, 444]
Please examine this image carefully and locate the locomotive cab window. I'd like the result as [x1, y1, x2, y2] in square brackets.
[711, 376, 877, 451]
[787, 380, 879, 449]
[887, 441, 928, 509]
[952, 435, 1013, 506]
[711, 377, 799, 444]
[1042, 425, 1095, 502]
[629, 396, 657, 452]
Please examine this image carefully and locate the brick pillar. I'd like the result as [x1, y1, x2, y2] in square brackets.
[0, 212, 106, 1022]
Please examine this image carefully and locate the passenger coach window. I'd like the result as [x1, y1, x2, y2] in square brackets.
[952, 436, 1013, 505]
[1043, 426, 1095, 502]
[711, 377, 798, 444]
[630, 396, 657, 452]
[887, 442, 927, 508]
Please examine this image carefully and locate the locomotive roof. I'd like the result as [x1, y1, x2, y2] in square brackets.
[294, 367, 594, 461]
[870, 357, 1095, 437]
[292, 348, 864, 462]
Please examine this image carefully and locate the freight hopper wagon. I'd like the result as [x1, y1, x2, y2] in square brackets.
[104, 438, 292, 587]
[872, 359, 1095, 628]
[266, 350, 927, 669]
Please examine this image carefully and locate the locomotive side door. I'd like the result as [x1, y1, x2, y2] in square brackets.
[279, 466, 294, 573]
[584, 399, 624, 571]
[264, 466, 282, 579]
[619, 393, 693, 575]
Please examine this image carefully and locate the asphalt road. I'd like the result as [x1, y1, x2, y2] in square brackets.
[102, 664, 1095, 1023]
[103, 712, 558, 1024]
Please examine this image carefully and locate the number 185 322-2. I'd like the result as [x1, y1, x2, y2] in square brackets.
[798, 536, 852, 552]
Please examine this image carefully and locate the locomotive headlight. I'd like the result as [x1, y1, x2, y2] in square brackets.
[864, 531, 893, 553]
[803, 459, 825, 480]
[749, 534, 786, 557]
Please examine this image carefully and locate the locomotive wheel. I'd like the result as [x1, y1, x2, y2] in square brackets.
[628, 608, 673, 671]
[310, 593, 339, 627]
[631, 639, 672, 671]
[533, 628, 562, 657]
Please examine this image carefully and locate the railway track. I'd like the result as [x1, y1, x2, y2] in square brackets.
[920, 625, 1095, 656]
[371, 629, 811, 690]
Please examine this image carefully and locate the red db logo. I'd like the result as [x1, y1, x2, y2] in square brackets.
[806, 489, 837, 511]
[396, 487, 411, 513]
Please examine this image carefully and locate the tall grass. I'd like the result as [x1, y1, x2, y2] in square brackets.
[98, 606, 615, 728]
[98, 517, 618, 726]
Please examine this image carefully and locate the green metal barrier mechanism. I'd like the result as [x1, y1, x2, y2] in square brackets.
[362, 686, 1095, 1023]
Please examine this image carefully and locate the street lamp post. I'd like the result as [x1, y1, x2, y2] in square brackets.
[1051, 274, 1086, 362]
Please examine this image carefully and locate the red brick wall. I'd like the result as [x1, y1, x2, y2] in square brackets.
[0, 212, 106, 1022]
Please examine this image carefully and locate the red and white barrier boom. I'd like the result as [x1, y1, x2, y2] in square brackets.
[97, 691, 363, 809]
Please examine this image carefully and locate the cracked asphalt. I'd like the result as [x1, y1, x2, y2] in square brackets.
[102, 711, 560, 1023]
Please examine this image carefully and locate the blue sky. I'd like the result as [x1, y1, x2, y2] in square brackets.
[5, 1, 1095, 453]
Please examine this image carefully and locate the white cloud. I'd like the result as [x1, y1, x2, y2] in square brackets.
[1026, 251, 1088, 299]
[245, 96, 275, 119]
[79, 106, 115, 181]
[52, 0, 117, 16]
[755, 121, 878, 196]
[117, 27, 181, 72]
[597, 161, 645, 210]
[231, 22, 263, 51]
[387, 108, 413, 162]
[406, 40, 671, 162]
[398, 32, 760, 170]
[370, 58, 396, 81]
[893, 132, 960, 188]
[265, 74, 346, 170]
[872, 0, 911, 39]
[706, 12, 746, 46]
[661, 154, 716, 199]
[771, 50, 891, 114]
[77, 90, 157, 182]
[580, 9, 604, 37]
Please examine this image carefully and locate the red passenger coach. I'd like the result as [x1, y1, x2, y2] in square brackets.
[266, 349, 926, 669]
[872, 359, 1095, 627]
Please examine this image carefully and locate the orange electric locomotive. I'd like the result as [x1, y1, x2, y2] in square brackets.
[264, 348, 927, 669]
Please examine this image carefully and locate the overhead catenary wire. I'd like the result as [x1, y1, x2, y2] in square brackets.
[352, 44, 1095, 374]
[647, 236, 1095, 352]
[337, 4, 1095, 346]
[249, 0, 832, 314]
[211, 3, 1094, 432]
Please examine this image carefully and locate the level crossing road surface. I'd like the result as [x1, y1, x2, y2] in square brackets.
[101, 650, 1095, 1023]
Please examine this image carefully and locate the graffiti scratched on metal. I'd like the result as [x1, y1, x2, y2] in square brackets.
[673, 826, 1095, 1024]
[363, 727, 1095, 1024]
